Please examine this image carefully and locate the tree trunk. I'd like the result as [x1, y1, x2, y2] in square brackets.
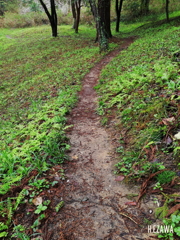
[71, 0, 81, 33]
[50, 0, 57, 37]
[115, 0, 124, 32]
[38, 0, 58, 37]
[166, 0, 170, 22]
[0, 9, 4, 16]
[140, 0, 150, 15]
[98, 0, 112, 38]
[89, 0, 109, 52]
[71, 1, 76, 29]
[75, 0, 81, 33]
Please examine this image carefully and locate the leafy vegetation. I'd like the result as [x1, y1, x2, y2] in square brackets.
[157, 214, 180, 240]
[96, 15, 180, 240]
[0, 25, 103, 195]
[1, 1, 180, 238]
[0, 24, 120, 238]
[0, 175, 57, 238]
[97, 21, 180, 180]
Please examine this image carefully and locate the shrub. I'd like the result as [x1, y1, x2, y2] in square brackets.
[4, 12, 35, 28]
[2, 12, 49, 28]
[123, 0, 140, 20]
[0, 6, 95, 28]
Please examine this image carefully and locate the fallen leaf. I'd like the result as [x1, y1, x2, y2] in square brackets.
[160, 117, 175, 125]
[115, 175, 125, 181]
[125, 201, 137, 206]
[32, 197, 43, 206]
[174, 132, 180, 140]
[165, 136, 173, 145]
[72, 155, 78, 160]
[144, 145, 157, 161]
[27, 208, 34, 212]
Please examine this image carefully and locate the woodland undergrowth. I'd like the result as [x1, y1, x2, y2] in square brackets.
[0, 25, 119, 238]
[1, 17, 180, 239]
[96, 19, 180, 239]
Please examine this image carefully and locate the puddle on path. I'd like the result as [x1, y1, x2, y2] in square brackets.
[50, 38, 157, 240]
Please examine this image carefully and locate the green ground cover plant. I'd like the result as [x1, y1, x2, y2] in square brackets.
[0, 24, 120, 238]
[0, 25, 106, 195]
[114, 10, 180, 36]
[1, 24, 119, 237]
[157, 214, 180, 239]
[96, 18, 180, 239]
[97, 21, 180, 179]
[1, 9, 180, 238]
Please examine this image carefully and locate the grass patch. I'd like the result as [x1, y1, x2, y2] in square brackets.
[0, 24, 119, 238]
[96, 20, 180, 238]
[0, 25, 104, 195]
[97, 20, 180, 180]
[113, 10, 180, 37]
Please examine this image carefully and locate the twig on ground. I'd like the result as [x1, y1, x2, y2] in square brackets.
[119, 211, 138, 225]
[137, 169, 167, 204]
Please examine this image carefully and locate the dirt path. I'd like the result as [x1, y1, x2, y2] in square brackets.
[48, 38, 156, 240]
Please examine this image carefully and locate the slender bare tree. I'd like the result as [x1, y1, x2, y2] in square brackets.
[115, 0, 124, 32]
[38, 0, 58, 37]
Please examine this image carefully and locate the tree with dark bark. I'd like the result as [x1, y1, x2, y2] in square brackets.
[71, 1, 76, 29]
[98, 0, 112, 38]
[38, 0, 58, 37]
[0, 0, 17, 15]
[140, 0, 150, 15]
[115, 0, 124, 32]
[71, 0, 81, 33]
[166, 0, 170, 22]
[89, 0, 111, 52]
[0, 0, 5, 15]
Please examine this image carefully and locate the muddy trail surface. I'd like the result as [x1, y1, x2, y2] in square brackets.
[44, 38, 157, 240]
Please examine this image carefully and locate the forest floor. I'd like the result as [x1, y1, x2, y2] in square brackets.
[46, 37, 160, 240]
[7, 37, 162, 240]
[1, 17, 180, 240]
[2, 30, 180, 240]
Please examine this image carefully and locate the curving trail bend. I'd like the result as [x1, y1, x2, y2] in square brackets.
[50, 37, 155, 240]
